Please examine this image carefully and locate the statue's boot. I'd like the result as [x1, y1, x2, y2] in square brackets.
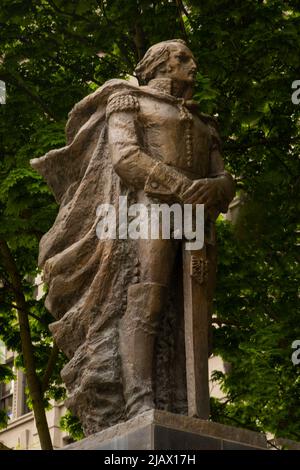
[119, 282, 167, 418]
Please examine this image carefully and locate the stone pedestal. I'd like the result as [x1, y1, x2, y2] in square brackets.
[63, 410, 268, 450]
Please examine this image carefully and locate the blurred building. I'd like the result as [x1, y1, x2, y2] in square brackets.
[0, 341, 70, 449]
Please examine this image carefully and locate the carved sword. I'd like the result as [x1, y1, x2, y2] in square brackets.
[182, 244, 210, 419]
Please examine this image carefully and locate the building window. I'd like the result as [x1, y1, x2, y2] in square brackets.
[0, 360, 14, 419]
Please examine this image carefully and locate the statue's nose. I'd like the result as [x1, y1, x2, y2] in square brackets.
[190, 60, 197, 71]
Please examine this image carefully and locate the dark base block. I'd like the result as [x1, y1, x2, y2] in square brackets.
[63, 410, 269, 450]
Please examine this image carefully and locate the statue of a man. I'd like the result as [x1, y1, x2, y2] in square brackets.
[31, 39, 235, 435]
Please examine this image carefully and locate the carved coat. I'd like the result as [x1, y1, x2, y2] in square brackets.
[31, 79, 234, 435]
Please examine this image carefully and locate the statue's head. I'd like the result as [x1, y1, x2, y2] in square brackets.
[135, 39, 197, 86]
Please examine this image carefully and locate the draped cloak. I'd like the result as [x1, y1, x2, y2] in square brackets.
[31, 79, 194, 435]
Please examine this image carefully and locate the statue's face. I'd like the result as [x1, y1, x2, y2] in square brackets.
[163, 43, 197, 84]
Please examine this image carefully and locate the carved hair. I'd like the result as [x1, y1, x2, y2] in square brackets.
[135, 39, 187, 85]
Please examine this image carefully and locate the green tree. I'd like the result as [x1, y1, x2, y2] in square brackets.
[186, 0, 300, 439]
[0, 0, 299, 447]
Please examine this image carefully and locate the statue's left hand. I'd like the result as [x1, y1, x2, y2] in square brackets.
[182, 178, 221, 208]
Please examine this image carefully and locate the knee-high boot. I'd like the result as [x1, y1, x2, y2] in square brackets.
[119, 282, 167, 418]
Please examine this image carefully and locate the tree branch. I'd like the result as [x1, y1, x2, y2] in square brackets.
[0, 239, 53, 450]
[175, 0, 188, 42]
[47, 0, 91, 23]
[42, 343, 59, 393]
[177, 0, 190, 19]
[133, 21, 146, 61]
[7, 303, 49, 327]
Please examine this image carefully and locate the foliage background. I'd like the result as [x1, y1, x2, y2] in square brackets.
[0, 0, 299, 442]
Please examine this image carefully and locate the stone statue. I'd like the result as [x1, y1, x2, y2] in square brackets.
[31, 39, 235, 436]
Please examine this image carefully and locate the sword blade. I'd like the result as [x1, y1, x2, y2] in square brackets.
[182, 245, 210, 419]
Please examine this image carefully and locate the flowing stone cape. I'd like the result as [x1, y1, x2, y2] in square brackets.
[31, 79, 189, 435]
